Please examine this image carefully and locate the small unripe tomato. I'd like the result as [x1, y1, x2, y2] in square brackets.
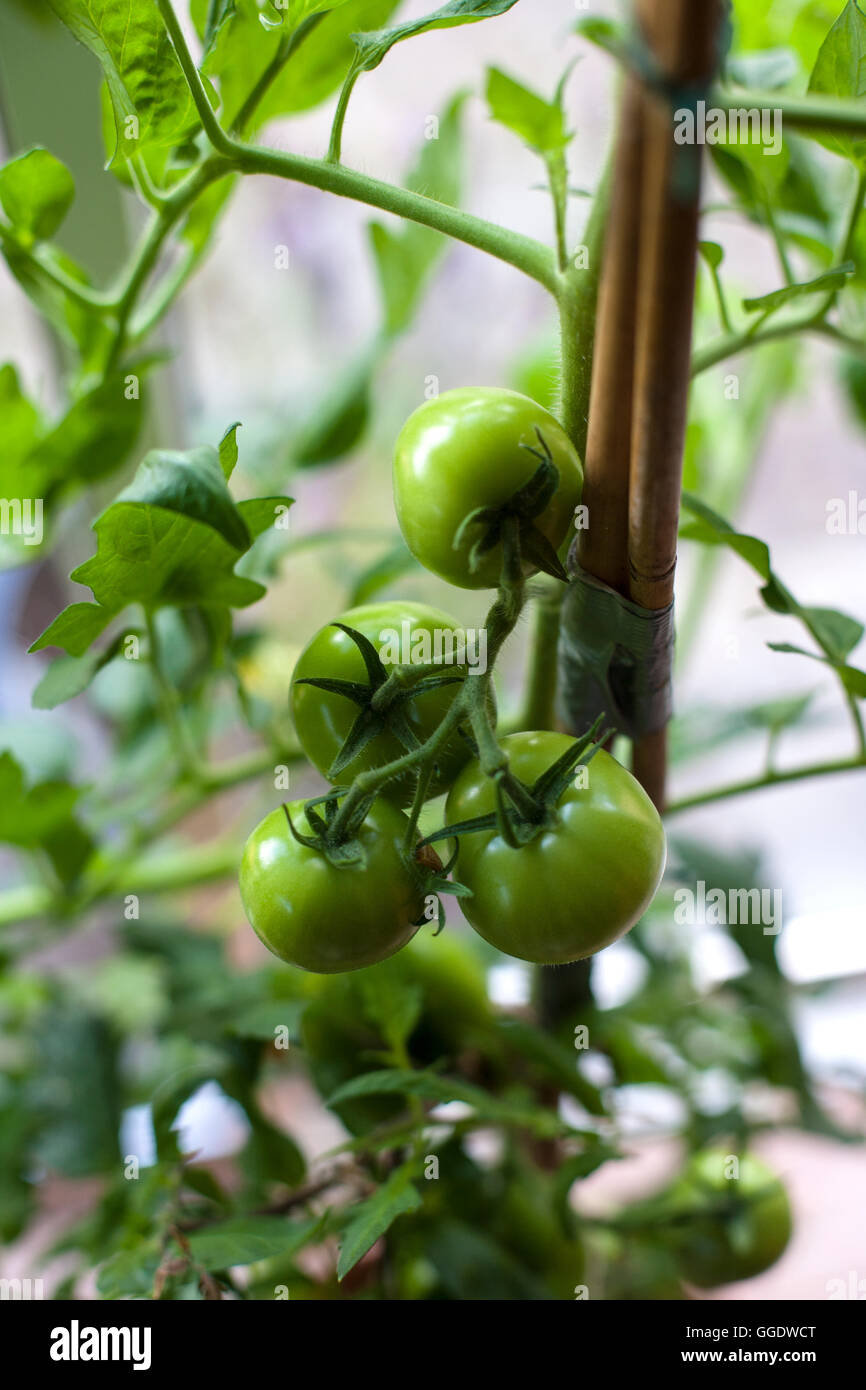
[670, 1150, 792, 1288]
[291, 601, 483, 807]
[393, 388, 583, 589]
[239, 800, 425, 973]
[445, 732, 665, 964]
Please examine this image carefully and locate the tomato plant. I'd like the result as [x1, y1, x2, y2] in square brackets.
[0, 0, 864, 1313]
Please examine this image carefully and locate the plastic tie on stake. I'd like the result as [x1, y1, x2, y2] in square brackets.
[559, 563, 674, 739]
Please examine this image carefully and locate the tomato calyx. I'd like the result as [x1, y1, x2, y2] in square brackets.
[421, 715, 610, 852]
[282, 790, 374, 866]
[294, 621, 464, 782]
[451, 430, 570, 583]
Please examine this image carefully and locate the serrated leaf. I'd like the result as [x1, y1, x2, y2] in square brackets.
[337, 1165, 420, 1279]
[485, 66, 569, 155]
[97, 1242, 162, 1300]
[0, 148, 75, 242]
[48, 0, 199, 165]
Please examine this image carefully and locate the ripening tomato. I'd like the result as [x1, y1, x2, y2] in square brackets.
[393, 388, 583, 589]
[670, 1150, 792, 1288]
[444, 731, 666, 964]
[239, 800, 425, 973]
[291, 601, 484, 806]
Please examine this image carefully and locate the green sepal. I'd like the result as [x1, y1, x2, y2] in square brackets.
[331, 621, 388, 687]
[529, 714, 608, 804]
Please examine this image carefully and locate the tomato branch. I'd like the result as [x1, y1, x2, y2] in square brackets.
[666, 752, 866, 816]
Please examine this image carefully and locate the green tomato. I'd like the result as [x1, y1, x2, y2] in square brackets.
[291, 601, 481, 806]
[670, 1150, 792, 1288]
[393, 388, 583, 589]
[239, 800, 424, 974]
[445, 732, 666, 964]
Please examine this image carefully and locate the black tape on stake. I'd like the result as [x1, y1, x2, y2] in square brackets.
[558, 564, 674, 739]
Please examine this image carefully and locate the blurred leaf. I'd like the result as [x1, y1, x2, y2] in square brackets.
[485, 66, 569, 155]
[48, 0, 198, 164]
[254, 0, 403, 125]
[742, 261, 854, 313]
[497, 1019, 607, 1114]
[292, 356, 374, 467]
[807, 0, 866, 164]
[369, 92, 465, 338]
[27, 371, 144, 491]
[360, 974, 423, 1055]
[725, 48, 800, 88]
[219, 422, 241, 480]
[424, 1218, 552, 1299]
[32, 1010, 121, 1175]
[768, 641, 866, 694]
[30, 602, 115, 657]
[187, 1214, 325, 1270]
[348, 539, 416, 604]
[328, 1069, 572, 1137]
[229, 999, 306, 1041]
[97, 1242, 162, 1299]
[32, 632, 128, 710]
[0, 147, 75, 242]
[337, 1164, 420, 1279]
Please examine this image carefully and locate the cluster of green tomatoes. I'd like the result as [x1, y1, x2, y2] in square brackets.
[240, 389, 666, 975]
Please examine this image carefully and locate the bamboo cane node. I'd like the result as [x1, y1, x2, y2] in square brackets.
[558, 564, 674, 741]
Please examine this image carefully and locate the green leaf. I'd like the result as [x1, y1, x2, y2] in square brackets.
[807, 0, 866, 164]
[0, 751, 85, 849]
[229, 999, 306, 1040]
[801, 605, 864, 659]
[359, 974, 423, 1055]
[187, 1214, 325, 1271]
[29, 602, 115, 657]
[337, 1164, 420, 1279]
[698, 239, 724, 270]
[348, 539, 416, 605]
[48, 0, 199, 165]
[679, 492, 771, 578]
[32, 633, 127, 711]
[219, 422, 241, 480]
[348, 0, 520, 78]
[0, 148, 75, 242]
[292, 356, 374, 466]
[254, 0, 403, 125]
[97, 1242, 162, 1299]
[368, 92, 465, 338]
[27, 371, 144, 491]
[327, 1069, 572, 1137]
[768, 642, 866, 696]
[485, 66, 569, 155]
[114, 446, 252, 551]
[742, 261, 855, 313]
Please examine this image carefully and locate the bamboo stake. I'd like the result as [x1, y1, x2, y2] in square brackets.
[577, 77, 645, 596]
[628, 0, 723, 808]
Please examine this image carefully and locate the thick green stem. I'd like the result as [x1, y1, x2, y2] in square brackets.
[516, 578, 564, 731]
[229, 143, 558, 292]
[557, 155, 611, 458]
